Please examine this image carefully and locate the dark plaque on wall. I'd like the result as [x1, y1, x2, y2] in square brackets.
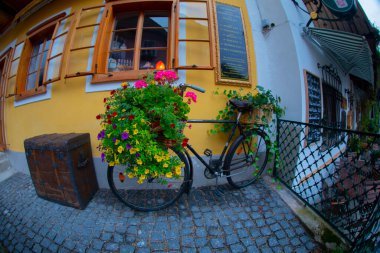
[216, 3, 250, 85]
[305, 71, 322, 143]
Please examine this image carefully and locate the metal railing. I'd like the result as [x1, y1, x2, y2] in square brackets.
[274, 119, 380, 250]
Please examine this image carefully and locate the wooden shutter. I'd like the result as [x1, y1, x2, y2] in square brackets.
[44, 13, 75, 84]
[65, 5, 105, 78]
[7, 42, 24, 97]
[0, 49, 12, 150]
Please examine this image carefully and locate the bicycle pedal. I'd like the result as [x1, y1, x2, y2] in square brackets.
[204, 148, 212, 157]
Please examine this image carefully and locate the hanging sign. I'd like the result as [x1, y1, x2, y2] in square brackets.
[322, 0, 357, 18]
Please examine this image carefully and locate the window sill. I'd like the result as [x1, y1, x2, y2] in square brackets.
[15, 86, 47, 102]
[91, 69, 161, 84]
[14, 85, 51, 107]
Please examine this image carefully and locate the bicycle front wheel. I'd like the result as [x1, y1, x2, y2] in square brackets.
[225, 129, 269, 188]
[107, 148, 190, 212]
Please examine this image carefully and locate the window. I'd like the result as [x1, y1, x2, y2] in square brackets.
[320, 65, 343, 149]
[91, 1, 174, 83]
[177, 0, 213, 69]
[108, 11, 169, 72]
[25, 28, 54, 92]
[15, 13, 73, 101]
[321, 65, 342, 127]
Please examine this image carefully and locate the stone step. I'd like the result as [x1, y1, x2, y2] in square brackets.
[0, 167, 14, 183]
[0, 152, 14, 182]
[0, 155, 11, 173]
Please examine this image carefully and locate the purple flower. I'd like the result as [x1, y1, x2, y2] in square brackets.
[112, 138, 117, 143]
[126, 144, 132, 149]
[113, 124, 117, 129]
[101, 153, 105, 162]
[121, 132, 129, 140]
[97, 130, 105, 140]
[136, 153, 141, 158]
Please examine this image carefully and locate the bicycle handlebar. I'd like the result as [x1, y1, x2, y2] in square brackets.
[179, 83, 206, 93]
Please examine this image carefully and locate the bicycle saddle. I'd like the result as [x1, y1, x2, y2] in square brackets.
[229, 99, 253, 112]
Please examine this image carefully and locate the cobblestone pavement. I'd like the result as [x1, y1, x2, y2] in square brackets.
[0, 173, 323, 253]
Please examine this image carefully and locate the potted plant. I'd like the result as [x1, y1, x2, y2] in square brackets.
[210, 86, 284, 134]
[96, 70, 197, 184]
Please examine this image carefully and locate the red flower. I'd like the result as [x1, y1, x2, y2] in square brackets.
[112, 111, 118, 117]
[181, 138, 189, 147]
[170, 124, 175, 128]
[110, 90, 116, 95]
[103, 98, 107, 103]
[128, 115, 135, 120]
[107, 115, 111, 119]
[96, 115, 101, 120]
[106, 105, 110, 110]
[107, 119, 112, 124]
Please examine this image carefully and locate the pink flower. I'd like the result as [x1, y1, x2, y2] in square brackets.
[185, 91, 197, 103]
[154, 70, 178, 84]
[135, 80, 147, 89]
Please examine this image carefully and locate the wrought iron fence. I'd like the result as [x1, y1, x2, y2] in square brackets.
[274, 119, 380, 250]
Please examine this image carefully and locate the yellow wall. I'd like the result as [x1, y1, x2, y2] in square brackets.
[183, 0, 257, 154]
[1, 0, 256, 157]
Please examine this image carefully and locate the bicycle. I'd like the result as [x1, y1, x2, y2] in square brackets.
[107, 84, 271, 211]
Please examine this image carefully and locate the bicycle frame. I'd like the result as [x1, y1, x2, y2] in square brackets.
[186, 112, 246, 176]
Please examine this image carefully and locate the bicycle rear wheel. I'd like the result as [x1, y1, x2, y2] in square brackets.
[107, 148, 189, 211]
[225, 129, 269, 188]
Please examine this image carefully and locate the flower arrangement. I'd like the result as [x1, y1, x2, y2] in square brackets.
[210, 86, 285, 134]
[96, 70, 197, 184]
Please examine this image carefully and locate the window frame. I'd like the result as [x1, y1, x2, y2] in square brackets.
[92, 0, 175, 83]
[15, 13, 68, 101]
[175, 0, 215, 70]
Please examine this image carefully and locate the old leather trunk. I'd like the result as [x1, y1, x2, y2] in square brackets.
[24, 133, 98, 209]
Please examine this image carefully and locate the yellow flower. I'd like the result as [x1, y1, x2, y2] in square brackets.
[128, 172, 134, 178]
[155, 155, 162, 162]
[130, 148, 137, 154]
[113, 154, 119, 165]
[122, 109, 126, 112]
[117, 145, 124, 153]
[175, 166, 182, 175]
[135, 140, 139, 145]
[165, 172, 173, 178]
[107, 133, 111, 138]
[145, 169, 150, 174]
[121, 82, 128, 87]
[133, 129, 139, 135]
[163, 163, 168, 168]
[141, 119, 145, 123]
[109, 161, 115, 166]
[137, 159, 143, 165]
[133, 166, 138, 171]
[124, 129, 129, 133]
[115, 139, 120, 145]
[140, 175, 146, 180]
[137, 178, 144, 184]
[133, 124, 137, 128]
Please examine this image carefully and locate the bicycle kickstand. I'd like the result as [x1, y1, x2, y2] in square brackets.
[214, 176, 225, 196]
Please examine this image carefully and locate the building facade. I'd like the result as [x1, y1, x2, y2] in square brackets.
[0, 0, 377, 187]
